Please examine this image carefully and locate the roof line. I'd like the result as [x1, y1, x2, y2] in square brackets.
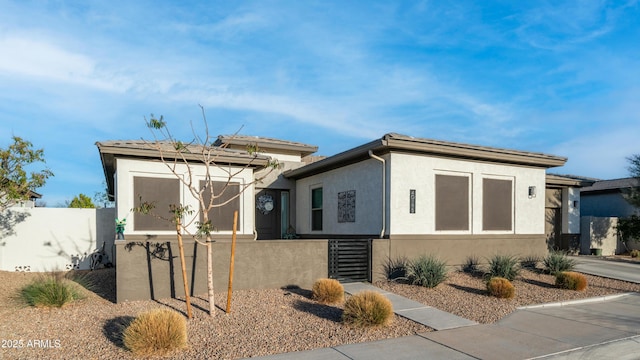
[285, 133, 567, 179]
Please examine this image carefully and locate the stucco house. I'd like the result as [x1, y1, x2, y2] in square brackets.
[285, 133, 569, 266]
[96, 133, 576, 301]
[579, 177, 640, 254]
[580, 178, 639, 218]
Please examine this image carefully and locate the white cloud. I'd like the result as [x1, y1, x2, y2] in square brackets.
[0, 34, 132, 92]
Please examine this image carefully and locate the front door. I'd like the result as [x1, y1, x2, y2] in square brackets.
[255, 189, 282, 240]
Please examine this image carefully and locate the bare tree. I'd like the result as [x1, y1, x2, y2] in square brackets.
[138, 107, 278, 316]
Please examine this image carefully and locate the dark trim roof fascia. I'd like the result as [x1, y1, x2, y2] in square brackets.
[545, 174, 596, 188]
[285, 133, 567, 179]
[216, 135, 318, 157]
[96, 141, 272, 201]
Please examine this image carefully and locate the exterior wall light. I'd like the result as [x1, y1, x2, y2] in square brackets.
[528, 186, 536, 198]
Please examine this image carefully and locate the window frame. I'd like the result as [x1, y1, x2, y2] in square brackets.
[434, 172, 472, 233]
[311, 186, 323, 231]
[481, 176, 514, 232]
[132, 175, 181, 232]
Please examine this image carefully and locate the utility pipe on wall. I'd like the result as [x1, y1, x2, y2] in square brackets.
[368, 150, 386, 239]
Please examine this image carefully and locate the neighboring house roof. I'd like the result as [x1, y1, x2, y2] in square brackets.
[0, 178, 42, 200]
[546, 174, 596, 188]
[580, 177, 640, 194]
[215, 135, 318, 158]
[96, 140, 273, 201]
[285, 133, 567, 179]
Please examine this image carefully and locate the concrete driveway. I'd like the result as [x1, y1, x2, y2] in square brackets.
[571, 256, 640, 284]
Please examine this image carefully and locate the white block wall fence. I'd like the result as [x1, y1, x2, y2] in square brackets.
[0, 207, 115, 272]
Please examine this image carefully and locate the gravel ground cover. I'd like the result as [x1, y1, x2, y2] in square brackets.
[0, 267, 638, 359]
[0, 269, 427, 360]
[376, 268, 640, 324]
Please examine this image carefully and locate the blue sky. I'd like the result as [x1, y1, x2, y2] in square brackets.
[1, 1, 639, 206]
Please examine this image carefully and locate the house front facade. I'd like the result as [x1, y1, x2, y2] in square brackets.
[97, 133, 574, 301]
[286, 133, 568, 267]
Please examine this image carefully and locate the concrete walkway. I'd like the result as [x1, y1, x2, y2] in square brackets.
[341, 282, 477, 330]
[253, 257, 640, 359]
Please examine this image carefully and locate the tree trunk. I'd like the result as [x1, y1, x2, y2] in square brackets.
[206, 238, 215, 316]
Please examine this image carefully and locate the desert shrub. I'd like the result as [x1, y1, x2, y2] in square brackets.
[123, 309, 187, 356]
[461, 255, 481, 274]
[406, 255, 448, 288]
[487, 255, 520, 281]
[486, 277, 515, 299]
[555, 271, 588, 291]
[312, 278, 344, 304]
[383, 256, 409, 281]
[543, 251, 576, 275]
[520, 255, 540, 270]
[19, 272, 85, 308]
[631, 249, 640, 258]
[342, 291, 393, 327]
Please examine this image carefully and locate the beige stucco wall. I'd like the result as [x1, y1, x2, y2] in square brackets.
[115, 239, 328, 302]
[389, 153, 546, 235]
[115, 158, 255, 237]
[0, 207, 115, 271]
[294, 152, 548, 237]
[580, 216, 620, 255]
[562, 187, 581, 234]
[294, 158, 383, 235]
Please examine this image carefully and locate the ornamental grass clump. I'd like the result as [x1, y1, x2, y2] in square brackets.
[383, 256, 409, 281]
[555, 271, 588, 291]
[461, 255, 481, 275]
[486, 277, 515, 299]
[312, 278, 344, 304]
[19, 272, 85, 308]
[342, 291, 393, 327]
[487, 254, 520, 281]
[406, 255, 448, 288]
[543, 251, 576, 275]
[123, 309, 187, 357]
[520, 255, 541, 270]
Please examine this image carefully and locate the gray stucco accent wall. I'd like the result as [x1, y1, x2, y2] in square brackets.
[115, 239, 328, 302]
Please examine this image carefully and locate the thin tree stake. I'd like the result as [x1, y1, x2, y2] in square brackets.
[176, 220, 193, 319]
[226, 210, 238, 314]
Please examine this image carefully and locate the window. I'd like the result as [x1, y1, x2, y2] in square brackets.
[280, 191, 290, 238]
[200, 181, 240, 231]
[311, 187, 323, 231]
[483, 178, 513, 231]
[435, 174, 469, 231]
[133, 177, 180, 231]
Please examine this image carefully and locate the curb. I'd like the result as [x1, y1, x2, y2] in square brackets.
[517, 292, 634, 310]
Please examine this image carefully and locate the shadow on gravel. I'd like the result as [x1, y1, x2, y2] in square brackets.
[292, 299, 343, 323]
[281, 285, 313, 299]
[519, 278, 555, 289]
[447, 283, 486, 296]
[103, 316, 136, 349]
[153, 297, 209, 317]
[67, 268, 116, 303]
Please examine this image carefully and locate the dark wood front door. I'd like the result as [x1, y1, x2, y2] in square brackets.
[255, 189, 281, 240]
